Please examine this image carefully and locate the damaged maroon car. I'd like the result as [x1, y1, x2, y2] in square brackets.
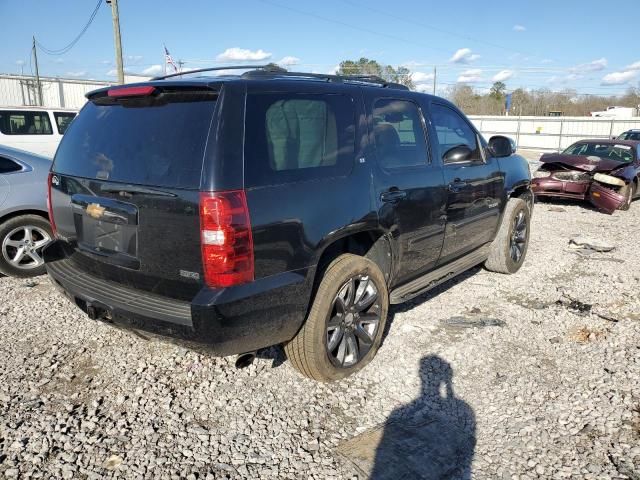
[532, 140, 640, 213]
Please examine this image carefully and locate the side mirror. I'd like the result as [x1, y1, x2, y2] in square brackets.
[488, 135, 516, 157]
[443, 145, 472, 163]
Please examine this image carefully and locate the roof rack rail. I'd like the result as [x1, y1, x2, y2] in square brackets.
[151, 64, 275, 81]
[241, 69, 409, 90]
[151, 65, 409, 90]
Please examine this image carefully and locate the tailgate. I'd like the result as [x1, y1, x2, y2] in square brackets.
[49, 85, 217, 300]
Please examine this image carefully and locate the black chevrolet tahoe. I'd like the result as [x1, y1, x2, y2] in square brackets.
[44, 67, 532, 381]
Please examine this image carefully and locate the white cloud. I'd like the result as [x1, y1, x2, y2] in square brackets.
[65, 71, 87, 78]
[414, 83, 433, 93]
[570, 58, 607, 73]
[53, 58, 65, 64]
[16, 60, 25, 66]
[513, 25, 526, 32]
[492, 70, 514, 82]
[457, 69, 483, 83]
[624, 61, 640, 71]
[141, 65, 163, 75]
[277, 56, 300, 66]
[101, 59, 112, 65]
[106, 69, 117, 76]
[216, 47, 272, 62]
[411, 71, 434, 84]
[547, 73, 582, 85]
[601, 70, 638, 86]
[126, 55, 143, 62]
[450, 48, 480, 64]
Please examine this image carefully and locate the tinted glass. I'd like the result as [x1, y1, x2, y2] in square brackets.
[430, 104, 480, 162]
[563, 142, 633, 163]
[54, 112, 76, 134]
[372, 99, 428, 168]
[0, 111, 53, 135]
[617, 131, 640, 141]
[53, 92, 216, 189]
[244, 93, 355, 186]
[0, 157, 22, 173]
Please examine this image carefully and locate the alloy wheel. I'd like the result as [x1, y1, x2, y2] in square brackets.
[326, 275, 382, 368]
[1, 226, 51, 270]
[509, 210, 527, 263]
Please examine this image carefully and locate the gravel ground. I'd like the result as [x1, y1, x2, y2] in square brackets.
[1, 194, 639, 479]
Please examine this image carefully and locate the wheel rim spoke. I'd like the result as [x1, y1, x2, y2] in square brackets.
[327, 326, 345, 352]
[11, 247, 26, 264]
[344, 332, 359, 366]
[26, 250, 44, 266]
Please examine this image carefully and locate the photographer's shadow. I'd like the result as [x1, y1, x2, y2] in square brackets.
[369, 355, 476, 479]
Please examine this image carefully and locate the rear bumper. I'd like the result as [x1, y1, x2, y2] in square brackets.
[46, 256, 313, 356]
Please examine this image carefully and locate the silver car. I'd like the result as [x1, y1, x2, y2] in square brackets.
[0, 145, 52, 277]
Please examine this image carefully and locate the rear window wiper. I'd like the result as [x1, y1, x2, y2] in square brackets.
[100, 184, 176, 197]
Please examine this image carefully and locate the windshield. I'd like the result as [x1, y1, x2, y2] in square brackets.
[617, 131, 640, 141]
[53, 90, 217, 189]
[562, 142, 634, 163]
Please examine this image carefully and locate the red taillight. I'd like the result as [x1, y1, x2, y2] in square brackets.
[47, 172, 57, 237]
[107, 86, 156, 98]
[200, 190, 254, 288]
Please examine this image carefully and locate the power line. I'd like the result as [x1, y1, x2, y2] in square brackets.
[36, 0, 103, 56]
[340, 0, 548, 62]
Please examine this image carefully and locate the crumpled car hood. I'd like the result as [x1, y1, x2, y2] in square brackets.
[539, 153, 627, 172]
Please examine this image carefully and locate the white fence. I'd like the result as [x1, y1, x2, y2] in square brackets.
[0, 74, 113, 110]
[0, 74, 152, 110]
[469, 115, 640, 152]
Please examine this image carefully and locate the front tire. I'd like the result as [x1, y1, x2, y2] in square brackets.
[285, 254, 389, 382]
[0, 215, 52, 278]
[485, 198, 530, 274]
[618, 182, 634, 211]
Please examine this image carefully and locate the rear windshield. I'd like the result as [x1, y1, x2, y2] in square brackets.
[53, 90, 216, 189]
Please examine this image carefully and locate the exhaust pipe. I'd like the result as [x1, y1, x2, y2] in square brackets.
[235, 351, 257, 369]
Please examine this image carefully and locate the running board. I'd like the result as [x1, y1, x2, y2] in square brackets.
[389, 245, 490, 304]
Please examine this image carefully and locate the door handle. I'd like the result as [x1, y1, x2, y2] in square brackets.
[380, 190, 407, 203]
[448, 180, 468, 193]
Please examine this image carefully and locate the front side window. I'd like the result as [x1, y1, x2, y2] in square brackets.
[0, 111, 53, 135]
[430, 104, 480, 163]
[0, 156, 22, 174]
[244, 93, 356, 186]
[372, 99, 429, 168]
[54, 112, 76, 134]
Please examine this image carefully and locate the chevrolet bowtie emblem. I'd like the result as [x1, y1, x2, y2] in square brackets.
[86, 203, 105, 219]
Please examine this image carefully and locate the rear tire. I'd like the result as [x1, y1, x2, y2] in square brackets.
[485, 198, 530, 274]
[0, 215, 52, 278]
[285, 254, 389, 382]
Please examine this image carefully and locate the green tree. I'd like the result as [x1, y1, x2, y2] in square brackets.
[489, 81, 506, 100]
[338, 57, 415, 89]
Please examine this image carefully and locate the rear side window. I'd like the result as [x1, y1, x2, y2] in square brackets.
[244, 93, 356, 186]
[0, 111, 53, 135]
[53, 90, 217, 189]
[372, 99, 429, 168]
[54, 112, 76, 134]
[0, 156, 22, 173]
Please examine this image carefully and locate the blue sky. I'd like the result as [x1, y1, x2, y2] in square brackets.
[2, 0, 638, 95]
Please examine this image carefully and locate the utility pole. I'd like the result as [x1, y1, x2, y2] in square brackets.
[107, 0, 124, 84]
[177, 60, 185, 73]
[432, 66, 437, 96]
[32, 36, 43, 106]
